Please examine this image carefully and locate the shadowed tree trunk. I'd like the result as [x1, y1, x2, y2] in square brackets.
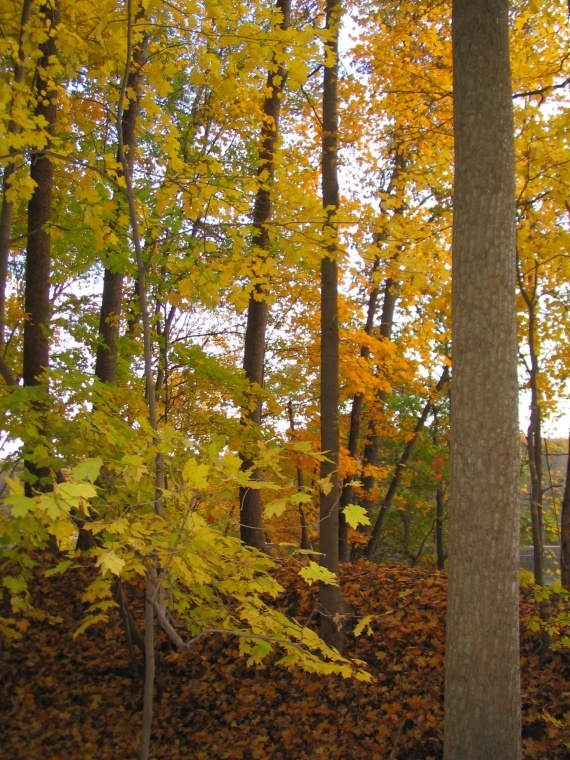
[0, 0, 33, 365]
[338, 153, 404, 561]
[560, 431, 570, 589]
[364, 365, 449, 559]
[95, 12, 148, 384]
[287, 400, 311, 550]
[443, 0, 521, 756]
[352, 275, 398, 540]
[239, 0, 291, 550]
[22, 2, 58, 496]
[318, 0, 348, 652]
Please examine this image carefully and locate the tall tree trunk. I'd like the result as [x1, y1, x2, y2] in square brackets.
[239, 0, 291, 550]
[0, 0, 33, 361]
[22, 2, 58, 495]
[443, 0, 521, 756]
[364, 365, 449, 559]
[516, 256, 545, 585]
[95, 12, 148, 384]
[560, 431, 570, 589]
[516, 258, 550, 641]
[318, 0, 347, 652]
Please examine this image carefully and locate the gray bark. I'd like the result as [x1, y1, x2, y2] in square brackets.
[443, 0, 521, 756]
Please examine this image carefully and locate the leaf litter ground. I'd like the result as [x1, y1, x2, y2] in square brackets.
[1, 556, 570, 759]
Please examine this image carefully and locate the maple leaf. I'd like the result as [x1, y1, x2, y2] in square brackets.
[342, 503, 371, 529]
[299, 562, 338, 586]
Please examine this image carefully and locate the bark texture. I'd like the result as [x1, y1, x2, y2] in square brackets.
[444, 0, 521, 757]
[318, 0, 347, 652]
[95, 18, 148, 384]
[239, 0, 291, 549]
[560, 431, 570, 589]
[0, 0, 33, 357]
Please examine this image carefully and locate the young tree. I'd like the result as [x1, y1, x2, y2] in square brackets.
[443, 0, 521, 757]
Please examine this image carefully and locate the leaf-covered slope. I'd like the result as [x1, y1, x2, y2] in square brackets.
[1, 558, 569, 759]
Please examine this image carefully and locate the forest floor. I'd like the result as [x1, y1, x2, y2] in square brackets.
[1, 555, 570, 760]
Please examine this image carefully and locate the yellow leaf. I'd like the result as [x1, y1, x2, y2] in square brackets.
[343, 503, 371, 529]
[299, 561, 338, 587]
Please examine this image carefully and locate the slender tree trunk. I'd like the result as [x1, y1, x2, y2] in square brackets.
[355, 276, 398, 517]
[364, 365, 449, 559]
[239, 0, 291, 550]
[0, 0, 33, 358]
[95, 14, 148, 384]
[516, 258, 545, 586]
[318, 0, 347, 652]
[435, 488, 446, 570]
[22, 2, 58, 496]
[338, 154, 404, 560]
[560, 431, 570, 589]
[443, 0, 521, 756]
[287, 400, 311, 550]
[338, 257, 381, 561]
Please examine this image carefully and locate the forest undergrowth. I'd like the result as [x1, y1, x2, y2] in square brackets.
[1, 556, 569, 760]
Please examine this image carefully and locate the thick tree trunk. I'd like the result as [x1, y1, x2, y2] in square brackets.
[239, 0, 290, 550]
[95, 20, 148, 384]
[22, 3, 58, 495]
[443, 0, 521, 757]
[560, 431, 570, 589]
[318, 0, 347, 652]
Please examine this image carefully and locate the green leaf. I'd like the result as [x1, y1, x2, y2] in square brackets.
[299, 561, 338, 587]
[246, 637, 273, 665]
[343, 503, 371, 529]
[6, 494, 32, 518]
[71, 457, 103, 483]
[3, 575, 28, 594]
[44, 560, 72, 578]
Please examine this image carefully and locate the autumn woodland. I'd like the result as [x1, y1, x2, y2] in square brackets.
[0, 0, 569, 758]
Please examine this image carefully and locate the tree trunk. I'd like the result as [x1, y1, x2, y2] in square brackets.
[287, 400, 311, 550]
[435, 488, 446, 570]
[318, 0, 347, 652]
[0, 0, 33, 358]
[22, 2, 58, 495]
[338, 256, 381, 561]
[560, 431, 570, 589]
[239, 0, 291, 550]
[364, 365, 449, 559]
[443, 0, 521, 756]
[354, 275, 398, 524]
[95, 16, 148, 384]
[338, 154, 404, 561]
